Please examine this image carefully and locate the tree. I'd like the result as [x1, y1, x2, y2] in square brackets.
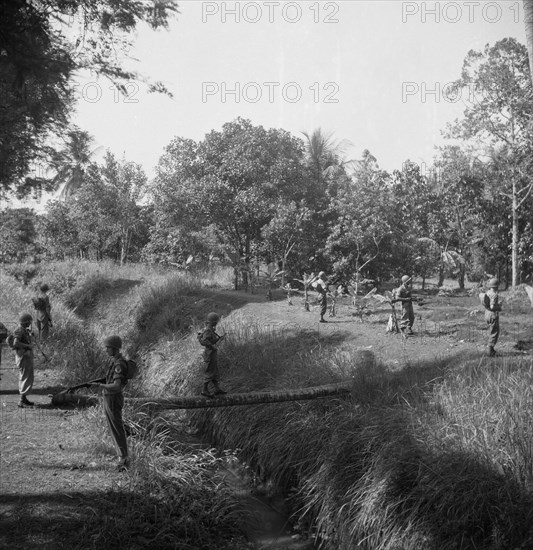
[0, 208, 39, 262]
[446, 38, 533, 287]
[99, 151, 148, 263]
[261, 201, 313, 286]
[525, 0, 533, 83]
[152, 118, 308, 289]
[52, 127, 102, 199]
[0, 0, 178, 195]
[326, 150, 393, 281]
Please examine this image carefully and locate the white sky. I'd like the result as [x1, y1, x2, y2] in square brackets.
[49, 1, 532, 181]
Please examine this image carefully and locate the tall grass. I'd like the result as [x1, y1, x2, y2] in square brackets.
[67, 402, 250, 549]
[5, 260, 533, 548]
[180, 319, 533, 550]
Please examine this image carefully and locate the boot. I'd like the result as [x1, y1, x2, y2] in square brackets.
[212, 381, 227, 395]
[19, 396, 34, 407]
[201, 382, 214, 398]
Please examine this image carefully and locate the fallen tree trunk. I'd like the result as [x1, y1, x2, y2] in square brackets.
[127, 381, 352, 410]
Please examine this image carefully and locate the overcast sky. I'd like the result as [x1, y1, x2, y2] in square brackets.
[68, 1, 528, 179]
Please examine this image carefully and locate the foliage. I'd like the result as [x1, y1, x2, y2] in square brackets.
[444, 38, 533, 287]
[326, 150, 393, 280]
[0, 0, 178, 195]
[40, 152, 150, 262]
[151, 118, 308, 288]
[0, 208, 40, 263]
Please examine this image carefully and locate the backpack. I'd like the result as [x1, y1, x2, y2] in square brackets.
[478, 292, 486, 307]
[32, 297, 46, 311]
[6, 333, 16, 349]
[126, 358, 139, 379]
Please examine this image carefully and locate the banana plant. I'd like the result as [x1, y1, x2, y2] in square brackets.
[261, 265, 286, 301]
[293, 272, 318, 311]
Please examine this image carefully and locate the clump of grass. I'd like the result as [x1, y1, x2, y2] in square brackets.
[71, 402, 250, 550]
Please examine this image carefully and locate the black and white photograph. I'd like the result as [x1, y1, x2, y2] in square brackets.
[2, 1, 533, 548]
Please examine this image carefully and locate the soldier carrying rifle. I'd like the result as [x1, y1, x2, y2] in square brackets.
[392, 275, 415, 336]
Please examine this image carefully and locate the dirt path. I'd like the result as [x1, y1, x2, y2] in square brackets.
[1, 287, 531, 549]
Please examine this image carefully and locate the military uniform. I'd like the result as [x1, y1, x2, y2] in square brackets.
[198, 325, 222, 386]
[33, 293, 51, 339]
[396, 283, 414, 334]
[483, 288, 501, 356]
[103, 354, 129, 461]
[13, 325, 34, 402]
[313, 276, 329, 322]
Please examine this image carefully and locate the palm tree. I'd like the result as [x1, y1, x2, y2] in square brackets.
[301, 128, 354, 185]
[52, 127, 102, 199]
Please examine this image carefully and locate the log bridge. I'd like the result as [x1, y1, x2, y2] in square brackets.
[51, 381, 353, 408]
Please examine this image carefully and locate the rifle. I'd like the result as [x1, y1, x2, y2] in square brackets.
[64, 377, 106, 393]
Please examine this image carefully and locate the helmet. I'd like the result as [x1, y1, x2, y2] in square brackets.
[206, 312, 220, 323]
[401, 275, 411, 284]
[487, 278, 499, 288]
[103, 335, 122, 349]
[318, 271, 326, 278]
[19, 313, 33, 324]
[39, 283, 49, 292]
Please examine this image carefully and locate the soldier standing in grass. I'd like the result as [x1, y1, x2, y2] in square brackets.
[393, 275, 415, 335]
[313, 271, 329, 323]
[32, 283, 52, 340]
[13, 313, 35, 408]
[483, 278, 501, 357]
[198, 312, 227, 397]
[90, 335, 129, 470]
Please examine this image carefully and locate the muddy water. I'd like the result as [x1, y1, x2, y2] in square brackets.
[171, 415, 315, 550]
[219, 457, 314, 550]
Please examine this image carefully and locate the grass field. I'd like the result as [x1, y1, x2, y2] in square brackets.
[1, 260, 533, 549]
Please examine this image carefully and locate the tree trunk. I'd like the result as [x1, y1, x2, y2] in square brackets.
[512, 174, 519, 288]
[438, 261, 445, 287]
[127, 382, 352, 409]
[525, 0, 533, 84]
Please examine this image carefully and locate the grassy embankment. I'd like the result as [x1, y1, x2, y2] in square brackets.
[2, 260, 533, 549]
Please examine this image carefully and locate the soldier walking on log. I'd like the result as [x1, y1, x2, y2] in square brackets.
[198, 312, 227, 398]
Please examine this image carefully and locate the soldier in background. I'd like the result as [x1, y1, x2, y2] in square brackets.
[313, 271, 329, 323]
[32, 283, 52, 340]
[393, 275, 415, 335]
[483, 278, 501, 357]
[13, 313, 35, 407]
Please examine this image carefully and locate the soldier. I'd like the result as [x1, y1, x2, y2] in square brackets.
[32, 283, 52, 340]
[483, 278, 501, 357]
[198, 312, 227, 397]
[13, 313, 35, 407]
[393, 275, 415, 335]
[90, 335, 129, 470]
[313, 271, 329, 323]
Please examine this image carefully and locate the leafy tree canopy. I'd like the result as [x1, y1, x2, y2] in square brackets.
[0, 0, 179, 196]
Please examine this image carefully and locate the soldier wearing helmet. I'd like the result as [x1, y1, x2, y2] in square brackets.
[90, 334, 129, 470]
[312, 271, 329, 323]
[392, 275, 415, 335]
[197, 312, 226, 397]
[32, 283, 52, 340]
[13, 313, 35, 407]
[483, 278, 501, 357]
